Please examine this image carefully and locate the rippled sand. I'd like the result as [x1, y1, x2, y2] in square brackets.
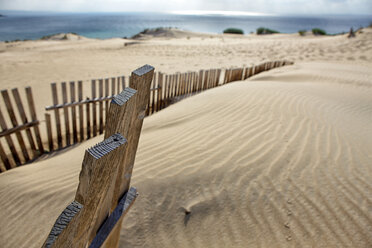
[0, 29, 371, 248]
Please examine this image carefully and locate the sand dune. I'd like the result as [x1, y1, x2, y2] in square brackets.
[0, 61, 371, 247]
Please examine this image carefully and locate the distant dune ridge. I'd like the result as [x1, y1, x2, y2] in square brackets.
[40, 33, 88, 41]
[0, 27, 372, 247]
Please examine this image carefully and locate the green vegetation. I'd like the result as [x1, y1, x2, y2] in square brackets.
[223, 28, 244, 35]
[298, 30, 306, 36]
[256, 27, 279, 35]
[40, 32, 78, 40]
[40, 34, 57, 40]
[312, 28, 327, 35]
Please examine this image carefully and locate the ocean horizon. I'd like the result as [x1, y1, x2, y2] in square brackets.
[0, 10, 371, 41]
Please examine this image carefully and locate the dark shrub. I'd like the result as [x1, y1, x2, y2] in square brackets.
[312, 28, 327, 35]
[223, 28, 244, 35]
[298, 30, 306, 36]
[257, 27, 279, 35]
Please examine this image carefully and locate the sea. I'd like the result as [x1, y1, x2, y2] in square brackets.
[0, 10, 371, 41]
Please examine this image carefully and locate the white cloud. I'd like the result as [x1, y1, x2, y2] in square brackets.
[0, 0, 371, 14]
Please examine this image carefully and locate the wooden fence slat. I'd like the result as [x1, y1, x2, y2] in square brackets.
[1, 90, 30, 161]
[176, 73, 180, 97]
[183, 73, 188, 95]
[25, 87, 44, 153]
[176, 74, 180, 97]
[0, 121, 38, 138]
[11, 88, 37, 157]
[182, 73, 186, 96]
[70, 82, 78, 144]
[51, 83, 63, 149]
[86, 95, 91, 140]
[194, 72, 198, 93]
[188, 72, 193, 95]
[117, 77, 121, 94]
[198, 70, 203, 92]
[211, 70, 215, 87]
[177, 74, 182, 96]
[167, 74, 171, 107]
[209, 70, 213, 87]
[211, 70, 216, 88]
[154, 72, 159, 112]
[78, 81, 84, 142]
[167, 75, 172, 106]
[163, 75, 168, 108]
[172, 74, 176, 99]
[0, 140, 10, 171]
[157, 73, 163, 111]
[105, 79, 109, 123]
[146, 79, 151, 116]
[151, 73, 157, 114]
[111, 77, 116, 96]
[0, 109, 19, 166]
[99, 79, 104, 134]
[185, 73, 189, 95]
[121, 76, 125, 90]
[203, 70, 209, 89]
[45, 113, 53, 151]
[61, 82, 71, 146]
[190, 72, 194, 94]
[91, 80, 97, 137]
[216, 69, 221, 86]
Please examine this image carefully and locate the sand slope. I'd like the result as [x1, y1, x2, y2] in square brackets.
[0, 61, 371, 247]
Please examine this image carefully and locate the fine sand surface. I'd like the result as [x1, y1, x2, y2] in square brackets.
[0, 28, 372, 247]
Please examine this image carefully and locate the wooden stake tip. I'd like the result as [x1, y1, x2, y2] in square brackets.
[111, 87, 137, 106]
[87, 133, 127, 159]
[132, 64, 154, 77]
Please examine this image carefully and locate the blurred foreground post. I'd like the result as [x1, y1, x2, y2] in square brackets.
[42, 65, 154, 248]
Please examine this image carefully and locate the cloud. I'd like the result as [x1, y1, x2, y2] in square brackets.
[0, 0, 371, 14]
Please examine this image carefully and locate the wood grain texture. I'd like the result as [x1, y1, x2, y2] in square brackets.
[42, 201, 83, 248]
[77, 134, 128, 247]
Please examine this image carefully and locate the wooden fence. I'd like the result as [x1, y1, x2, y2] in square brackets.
[43, 64, 154, 248]
[0, 60, 293, 173]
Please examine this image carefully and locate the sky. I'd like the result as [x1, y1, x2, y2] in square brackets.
[0, 0, 371, 15]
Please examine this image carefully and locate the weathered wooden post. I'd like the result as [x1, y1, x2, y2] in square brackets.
[42, 65, 154, 248]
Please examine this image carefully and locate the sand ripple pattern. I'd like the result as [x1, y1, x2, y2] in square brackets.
[0, 62, 371, 248]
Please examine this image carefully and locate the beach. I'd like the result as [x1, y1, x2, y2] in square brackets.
[0, 28, 372, 247]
